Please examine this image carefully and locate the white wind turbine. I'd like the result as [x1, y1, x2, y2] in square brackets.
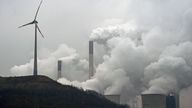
[19, 0, 45, 76]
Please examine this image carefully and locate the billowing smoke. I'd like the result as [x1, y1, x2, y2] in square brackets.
[10, 0, 192, 107]
[58, 22, 192, 104]
[11, 44, 89, 81]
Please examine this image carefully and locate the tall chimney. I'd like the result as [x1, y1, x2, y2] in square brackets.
[89, 41, 94, 79]
[58, 60, 62, 79]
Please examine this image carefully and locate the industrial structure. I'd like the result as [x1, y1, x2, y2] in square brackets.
[166, 93, 179, 108]
[19, 0, 45, 76]
[142, 94, 166, 108]
[89, 41, 121, 104]
[105, 94, 120, 104]
[141, 93, 180, 108]
[56, 40, 95, 79]
[89, 40, 94, 79]
[57, 60, 62, 79]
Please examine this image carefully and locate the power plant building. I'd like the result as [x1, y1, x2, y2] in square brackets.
[166, 93, 179, 108]
[142, 94, 166, 108]
[141, 93, 179, 108]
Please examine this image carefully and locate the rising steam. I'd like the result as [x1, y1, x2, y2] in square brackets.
[11, 0, 192, 106]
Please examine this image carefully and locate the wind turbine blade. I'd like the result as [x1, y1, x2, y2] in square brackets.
[18, 21, 34, 28]
[34, 0, 43, 20]
[37, 25, 45, 38]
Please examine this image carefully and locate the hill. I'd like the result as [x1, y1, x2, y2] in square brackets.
[0, 75, 128, 108]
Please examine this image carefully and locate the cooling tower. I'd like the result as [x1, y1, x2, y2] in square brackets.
[105, 95, 120, 104]
[89, 41, 94, 79]
[142, 94, 166, 108]
[57, 60, 62, 79]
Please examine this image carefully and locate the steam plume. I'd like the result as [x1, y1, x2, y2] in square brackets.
[11, 0, 192, 106]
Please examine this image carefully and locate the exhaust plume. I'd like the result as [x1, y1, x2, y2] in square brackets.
[11, 44, 89, 81]
[11, 0, 192, 107]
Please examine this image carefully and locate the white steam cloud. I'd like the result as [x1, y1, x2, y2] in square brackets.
[10, 0, 192, 107]
[11, 44, 89, 81]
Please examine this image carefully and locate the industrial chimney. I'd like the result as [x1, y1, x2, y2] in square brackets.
[89, 41, 94, 79]
[58, 60, 62, 79]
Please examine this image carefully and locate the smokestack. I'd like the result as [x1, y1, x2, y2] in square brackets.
[58, 60, 62, 79]
[89, 41, 94, 79]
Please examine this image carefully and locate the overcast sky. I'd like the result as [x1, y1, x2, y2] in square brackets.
[0, 0, 129, 76]
[2, 0, 192, 107]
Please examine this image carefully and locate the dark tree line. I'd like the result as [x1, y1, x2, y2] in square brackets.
[0, 76, 129, 108]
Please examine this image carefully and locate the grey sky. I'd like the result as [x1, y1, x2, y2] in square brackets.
[0, 0, 128, 76]
[2, 0, 192, 107]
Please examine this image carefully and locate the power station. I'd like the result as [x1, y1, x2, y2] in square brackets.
[142, 94, 166, 108]
[141, 93, 180, 108]
[166, 93, 179, 108]
[56, 41, 181, 108]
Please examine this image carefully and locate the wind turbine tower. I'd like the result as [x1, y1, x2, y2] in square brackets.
[19, 0, 45, 76]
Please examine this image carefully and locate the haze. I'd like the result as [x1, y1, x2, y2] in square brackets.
[0, 0, 128, 76]
[1, 0, 192, 108]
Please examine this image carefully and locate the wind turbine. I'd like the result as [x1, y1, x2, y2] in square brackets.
[19, 0, 44, 76]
